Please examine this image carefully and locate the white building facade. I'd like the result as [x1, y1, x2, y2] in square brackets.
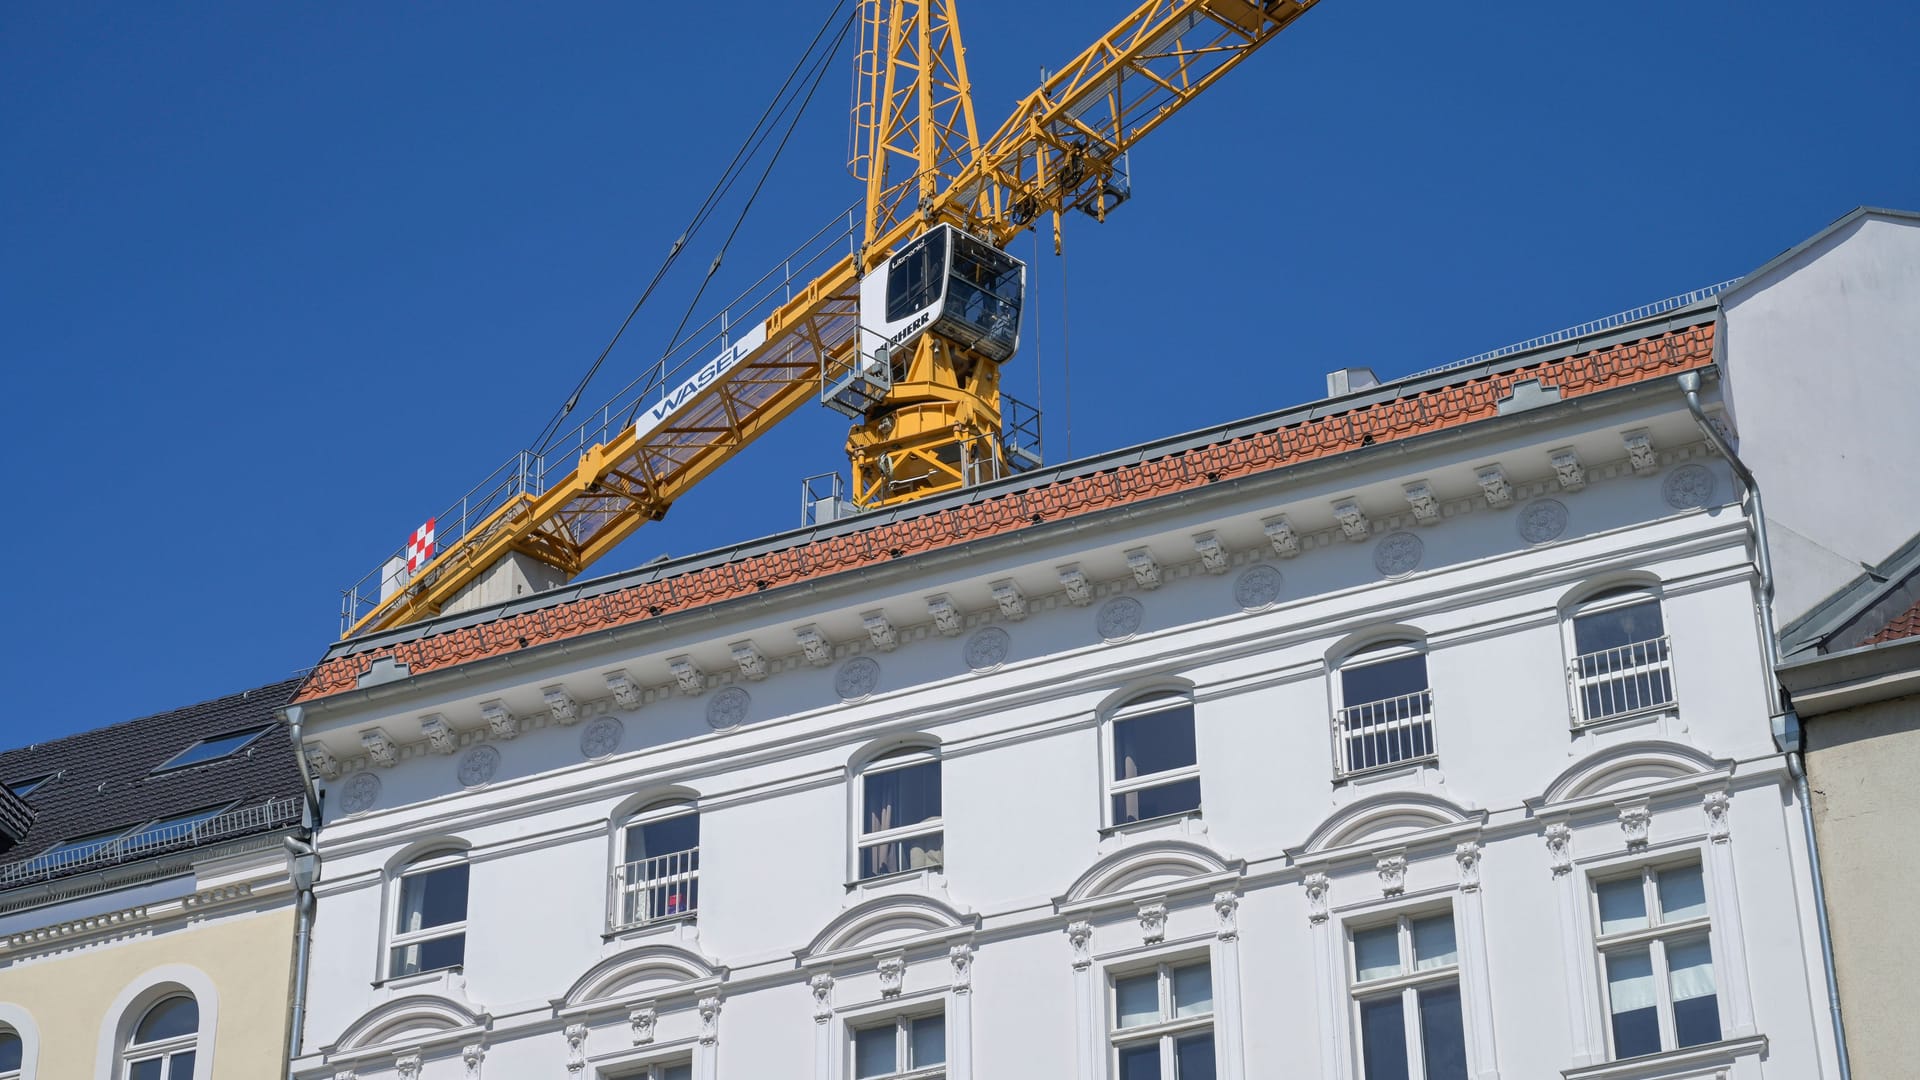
[286, 307, 1842, 1080]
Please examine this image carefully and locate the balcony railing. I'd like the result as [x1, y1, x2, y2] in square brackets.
[609, 848, 700, 931]
[1571, 637, 1674, 724]
[1334, 689, 1436, 778]
[0, 796, 303, 890]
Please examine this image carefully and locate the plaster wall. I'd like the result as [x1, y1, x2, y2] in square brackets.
[1803, 693, 1920, 1077]
[1719, 212, 1920, 624]
[291, 396, 1840, 1080]
[0, 902, 295, 1080]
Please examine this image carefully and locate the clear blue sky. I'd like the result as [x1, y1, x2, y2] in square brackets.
[3, 1, 1916, 748]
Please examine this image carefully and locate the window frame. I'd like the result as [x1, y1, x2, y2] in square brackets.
[610, 799, 701, 932]
[1563, 587, 1676, 727]
[849, 1008, 947, 1080]
[1107, 955, 1216, 1079]
[618, 1061, 693, 1080]
[0, 1024, 21, 1080]
[385, 848, 470, 981]
[4, 774, 53, 799]
[1589, 860, 1720, 1060]
[121, 993, 198, 1080]
[150, 727, 269, 774]
[1345, 907, 1466, 1080]
[1103, 691, 1203, 831]
[853, 744, 945, 882]
[1332, 639, 1437, 779]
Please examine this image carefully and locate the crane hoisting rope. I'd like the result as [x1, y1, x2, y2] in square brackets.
[532, 0, 854, 457]
[624, 6, 855, 432]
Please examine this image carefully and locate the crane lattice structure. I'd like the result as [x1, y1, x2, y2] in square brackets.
[342, 0, 1322, 639]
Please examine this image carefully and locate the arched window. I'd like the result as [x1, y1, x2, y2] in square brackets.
[0, 1025, 21, 1080]
[1105, 691, 1201, 827]
[612, 800, 700, 930]
[1334, 638, 1434, 778]
[1566, 586, 1673, 725]
[122, 994, 197, 1079]
[388, 848, 468, 978]
[856, 745, 943, 880]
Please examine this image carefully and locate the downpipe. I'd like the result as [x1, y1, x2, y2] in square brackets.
[283, 704, 323, 1077]
[1678, 372, 1851, 1080]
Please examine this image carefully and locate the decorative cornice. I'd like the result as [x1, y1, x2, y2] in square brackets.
[360, 729, 398, 768]
[862, 612, 899, 652]
[795, 625, 834, 667]
[1193, 533, 1230, 574]
[1333, 499, 1369, 541]
[1475, 464, 1513, 508]
[1125, 548, 1163, 589]
[542, 685, 580, 724]
[603, 671, 642, 711]
[1403, 481, 1441, 525]
[990, 579, 1029, 620]
[1623, 429, 1659, 474]
[1550, 446, 1587, 490]
[295, 322, 1719, 702]
[926, 594, 964, 635]
[729, 641, 768, 681]
[1263, 515, 1300, 557]
[479, 699, 519, 739]
[1057, 566, 1094, 606]
[420, 714, 458, 755]
[668, 656, 706, 696]
[305, 742, 340, 779]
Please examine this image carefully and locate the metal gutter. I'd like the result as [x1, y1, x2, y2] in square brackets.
[1677, 370, 1852, 1080]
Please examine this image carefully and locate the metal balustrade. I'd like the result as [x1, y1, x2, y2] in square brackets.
[609, 848, 700, 931]
[0, 796, 303, 889]
[1571, 637, 1674, 724]
[1334, 689, 1436, 778]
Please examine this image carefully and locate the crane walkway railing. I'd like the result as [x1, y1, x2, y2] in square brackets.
[341, 204, 862, 635]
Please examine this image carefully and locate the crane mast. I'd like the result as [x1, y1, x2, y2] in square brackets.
[339, 0, 1322, 640]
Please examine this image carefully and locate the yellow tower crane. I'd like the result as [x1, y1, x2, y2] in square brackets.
[341, 0, 1322, 639]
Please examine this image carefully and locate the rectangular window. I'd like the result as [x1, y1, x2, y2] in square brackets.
[1110, 958, 1215, 1079]
[625, 1063, 693, 1080]
[616, 808, 700, 928]
[1110, 696, 1202, 826]
[1348, 912, 1467, 1080]
[1337, 648, 1435, 777]
[390, 859, 469, 977]
[1593, 862, 1720, 1059]
[151, 727, 268, 772]
[1570, 596, 1673, 723]
[852, 1012, 945, 1079]
[859, 752, 943, 880]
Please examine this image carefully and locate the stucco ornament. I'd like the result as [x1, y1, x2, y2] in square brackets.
[1545, 823, 1574, 876]
[462, 1044, 485, 1078]
[339, 771, 382, 815]
[580, 716, 625, 759]
[1377, 854, 1408, 896]
[1067, 921, 1094, 969]
[950, 943, 975, 992]
[630, 1005, 657, 1044]
[1663, 464, 1716, 509]
[810, 973, 834, 1021]
[1233, 564, 1284, 611]
[1213, 892, 1240, 940]
[1138, 901, 1168, 944]
[835, 656, 882, 701]
[1097, 596, 1145, 642]
[1455, 841, 1483, 892]
[1373, 531, 1425, 577]
[457, 745, 501, 788]
[564, 1023, 589, 1074]
[1305, 873, 1331, 924]
[395, 1055, 422, 1080]
[698, 996, 721, 1045]
[705, 687, 751, 731]
[1518, 498, 1570, 544]
[877, 956, 906, 997]
[1705, 790, 1732, 842]
[964, 626, 1011, 672]
[1619, 806, 1652, 850]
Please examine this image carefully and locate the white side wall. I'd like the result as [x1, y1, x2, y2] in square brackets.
[1720, 211, 1920, 625]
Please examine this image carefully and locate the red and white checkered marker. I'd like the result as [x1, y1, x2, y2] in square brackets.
[405, 518, 436, 572]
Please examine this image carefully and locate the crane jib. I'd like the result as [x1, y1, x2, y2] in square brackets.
[633, 323, 772, 439]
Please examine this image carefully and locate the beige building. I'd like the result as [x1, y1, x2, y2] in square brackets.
[0, 679, 312, 1080]
[1777, 535, 1920, 1078]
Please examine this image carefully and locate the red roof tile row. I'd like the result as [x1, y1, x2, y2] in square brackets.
[295, 321, 1717, 703]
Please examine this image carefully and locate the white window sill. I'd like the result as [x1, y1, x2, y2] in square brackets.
[372, 965, 464, 992]
[846, 866, 944, 893]
[1101, 808, 1203, 839]
[604, 912, 697, 941]
[1334, 756, 1437, 786]
[1571, 706, 1679, 735]
[1561, 1033, 1767, 1080]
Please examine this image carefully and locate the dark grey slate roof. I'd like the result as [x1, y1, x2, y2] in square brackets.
[0, 678, 305, 888]
[0, 786, 31, 853]
[1779, 530, 1920, 660]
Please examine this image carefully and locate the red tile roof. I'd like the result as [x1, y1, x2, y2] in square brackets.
[295, 321, 1717, 703]
[1862, 594, 1920, 647]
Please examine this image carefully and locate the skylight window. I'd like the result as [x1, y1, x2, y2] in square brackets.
[153, 727, 267, 772]
[5, 774, 53, 798]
